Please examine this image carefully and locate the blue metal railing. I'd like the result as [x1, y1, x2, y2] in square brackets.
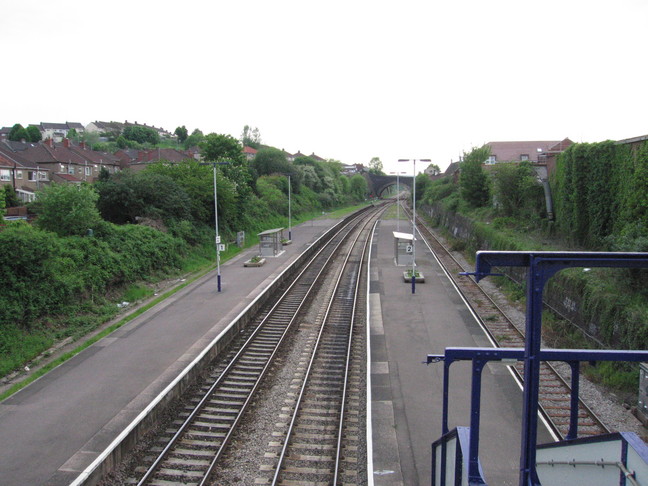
[429, 251, 648, 486]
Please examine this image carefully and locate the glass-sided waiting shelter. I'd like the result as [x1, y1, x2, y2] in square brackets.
[393, 231, 415, 266]
[258, 228, 285, 258]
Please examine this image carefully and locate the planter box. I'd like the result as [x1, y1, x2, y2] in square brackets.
[244, 258, 266, 267]
[403, 272, 425, 283]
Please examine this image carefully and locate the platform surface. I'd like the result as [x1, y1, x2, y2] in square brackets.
[369, 217, 553, 486]
[0, 218, 339, 486]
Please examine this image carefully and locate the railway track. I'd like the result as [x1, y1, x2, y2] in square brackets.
[403, 203, 610, 439]
[263, 203, 373, 486]
[127, 205, 382, 486]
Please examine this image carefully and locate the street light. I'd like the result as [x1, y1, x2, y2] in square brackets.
[200, 160, 230, 292]
[389, 171, 406, 232]
[398, 158, 431, 294]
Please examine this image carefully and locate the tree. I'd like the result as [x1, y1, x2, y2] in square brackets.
[241, 125, 261, 149]
[80, 130, 101, 148]
[200, 133, 245, 164]
[350, 174, 368, 200]
[415, 173, 432, 203]
[492, 162, 544, 218]
[174, 125, 188, 143]
[3, 185, 20, 208]
[8, 124, 29, 142]
[460, 145, 491, 207]
[252, 147, 292, 177]
[95, 171, 192, 224]
[122, 126, 159, 145]
[368, 157, 385, 175]
[183, 128, 204, 149]
[34, 183, 102, 237]
[26, 125, 42, 142]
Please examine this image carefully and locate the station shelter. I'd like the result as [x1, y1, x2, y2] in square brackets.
[393, 231, 415, 266]
[258, 228, 285, 258]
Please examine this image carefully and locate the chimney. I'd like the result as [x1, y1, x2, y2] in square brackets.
[79, 141, 86, 149]
[63, 138, 70, 148]
[46, 138, 54, 147]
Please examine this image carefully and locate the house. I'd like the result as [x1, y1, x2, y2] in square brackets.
[485, 139, 573, 165]
[243, 146, 257, 161]
[0, 141, 51, 202]
[424, 164, 441, 177]
[341, 163, 366, 175]
[85, 120, 174, 140]
[484, 138, 573, 179]
[0, 139, 120, 200]
[38, 122, 85, 141]
[126, 148, 194, 171]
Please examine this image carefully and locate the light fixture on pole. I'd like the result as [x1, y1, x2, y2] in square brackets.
[200, 160, 231, 292]
[398, 158, 431, 294]
[389, 171, 407, 232]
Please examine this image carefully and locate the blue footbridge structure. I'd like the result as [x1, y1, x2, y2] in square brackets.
[428, 251, 648, 486]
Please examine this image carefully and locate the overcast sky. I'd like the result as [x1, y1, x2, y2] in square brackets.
[2, 0, 647, 174]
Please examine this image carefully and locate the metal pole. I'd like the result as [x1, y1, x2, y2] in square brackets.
[397, 173, 400, 232]
[288, 174, 292, 241]
[412, 159, 416, 294]
[213, 165, 221, 293]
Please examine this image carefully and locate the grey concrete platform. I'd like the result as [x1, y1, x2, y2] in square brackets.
[368, 217, 552, 486]
[0, 218, 339, 486]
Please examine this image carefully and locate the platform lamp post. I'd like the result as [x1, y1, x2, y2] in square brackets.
[398, 158, 431, 294]
[389, 171, 407, 232]
[200, 160, 230, 292]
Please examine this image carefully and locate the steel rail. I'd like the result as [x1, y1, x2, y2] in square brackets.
[271, 208, 379, 485]
[136, 208, 379, 486]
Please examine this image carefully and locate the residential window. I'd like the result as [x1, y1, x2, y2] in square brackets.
[0, 169, 10, 181]
[28, 171, 36, 181]
[68, 166, 75, 175]
[487, 155, 497, 164]
[520, 154, 529, 161]
[85, 166, 92, 176]
[16, 170, 23, 179]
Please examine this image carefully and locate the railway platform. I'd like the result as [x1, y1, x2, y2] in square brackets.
[368, 216, 553, 486]
[0, 217, 340, 486]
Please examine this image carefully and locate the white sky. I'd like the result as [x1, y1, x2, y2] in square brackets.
[2, 0, 647, 174]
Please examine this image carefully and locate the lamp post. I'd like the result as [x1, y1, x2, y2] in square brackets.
[398, 158, 431, 294]
[389, 171, 406, 232]
[200, 160, 230, 292]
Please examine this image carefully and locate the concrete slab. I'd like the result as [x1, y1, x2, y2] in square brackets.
[369, 217, 552, 486]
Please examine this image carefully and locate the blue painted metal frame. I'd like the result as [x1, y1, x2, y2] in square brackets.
[428, 347, 648, 485]
[432, 426, 485, 486]
[430, 251, 648, 486]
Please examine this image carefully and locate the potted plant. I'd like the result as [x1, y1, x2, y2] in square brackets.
[244, 255, 266, 267]
[403, 268, 425, 283]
